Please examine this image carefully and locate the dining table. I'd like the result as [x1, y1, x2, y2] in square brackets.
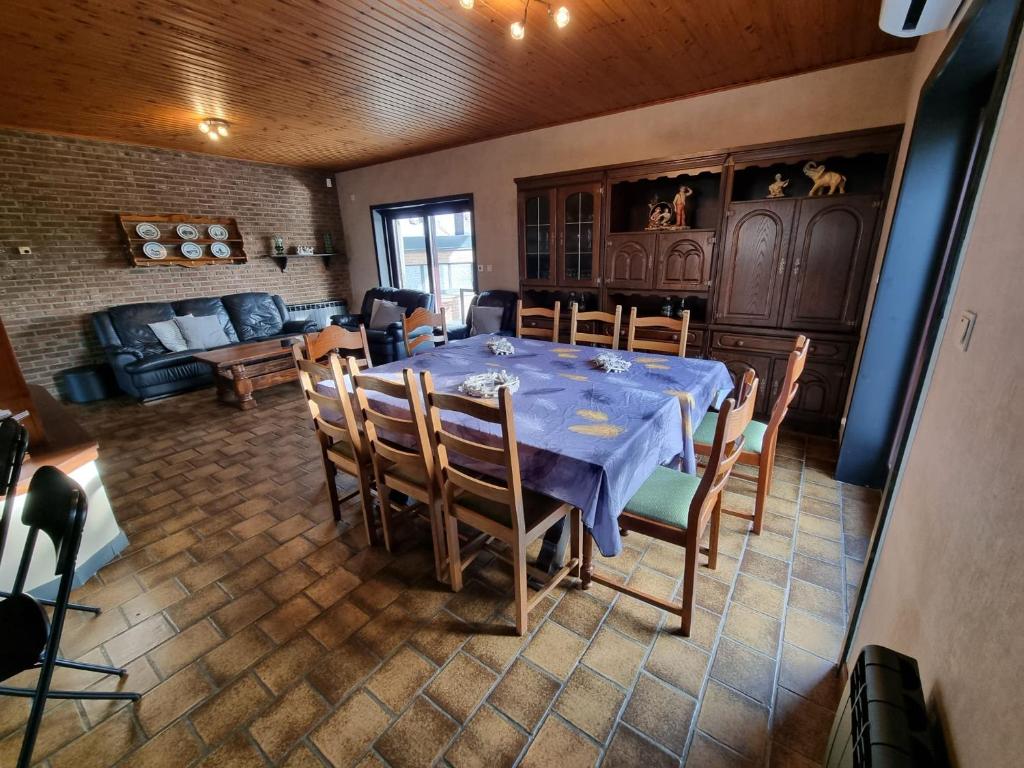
[323, 333, 734, 561]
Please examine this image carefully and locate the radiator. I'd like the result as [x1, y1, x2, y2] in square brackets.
[824, 645, 935, 767]
[286, 299, 349, 330]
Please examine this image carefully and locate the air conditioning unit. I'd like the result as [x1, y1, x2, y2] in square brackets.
[879, 0, 964, 37]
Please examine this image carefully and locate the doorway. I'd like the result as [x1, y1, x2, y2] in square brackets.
[372, 195, 478, 325]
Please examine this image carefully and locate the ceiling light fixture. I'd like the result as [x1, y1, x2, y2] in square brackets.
[459, 0, 474, 8]
[198, 118, 230, 140]
[458, 0, 569, 39]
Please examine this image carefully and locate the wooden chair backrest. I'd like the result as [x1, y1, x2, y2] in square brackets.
[767, 335, 809, 432]
[292, 346, 364, 460]
[421, 371, 526, 535]
[403, 307, 448, 356]
[303, 325, 372, 369]
[516, 300, 561, 342]
[690, 376, 759, 529]
[348, 361, 433, 486]
[626, 307, 690, 357]
[569, 303, 622, 349]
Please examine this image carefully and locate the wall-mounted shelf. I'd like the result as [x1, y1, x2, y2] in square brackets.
[118, 213, 248, 268]
[265, 252, 336, 272]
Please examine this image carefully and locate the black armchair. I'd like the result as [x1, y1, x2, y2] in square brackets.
[448, 290, 519, 341]
[332, 287, 434, 364]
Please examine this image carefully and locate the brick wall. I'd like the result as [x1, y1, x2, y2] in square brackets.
[0, 129, 353, 393]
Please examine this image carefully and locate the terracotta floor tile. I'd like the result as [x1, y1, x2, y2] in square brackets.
[769, 740, 824, 768]
[581, 625, 646, 688]
[622, 673, 695, 754]
[308, 640, 380, 703]
[783, 610, 843, 661]
[604, 596, 663, 646]
[549, 589, 608, 638]
[307, 599, 371, 649]
[191, 673, 272, 746]
[731, 573, 785, 620]
[263, 562, 319, 603]
[104, 613, 176, 667]
[745, 530, 793, 561]
[310, 689, 391, 767]
[644, 633, 709, 697]
[122, 580, 189, 626]
[777, 643, 844, 710]
[522, 620, 587, 680]
[603, 724, 677, 768]
[195, 731, 266, 767]
[255, 632, 328, 694]
[795, 532, 843, 563]
[489, 659, 560, 732]
[687, 731, 756, 767]
[723, 603, 782, 658]
[520, 715, 600, 768]
[411, 611, 473, 665]
[119, 719, 204, 768]
[770, 688, 834, 763]
[137, 662, 215, 736]
[739, 549, 790, 589]
[48, 708, 143, 768]
[554, 665, 625, 743]
[791, 554, 844, 593]
[305, 566, 362, 609]
[148, 619, 223, 678]
[446, 705, 528, 768]
[376, 697, 459, 768]
[256, 593, 321, 644]
[202, 624, 276, 686]
[166, 583, 233, 630]
[426, 651, 496, 723]
[796, 513, 841, 542]
[0, 701, 83, 764]
[248, 681, 327, 762]
[350, 573, 406, 614]
[710, 637, 777, 705]
[212, 589, 275, 636]
[788, 579, 844, 625]
[696, 680, 769, 761]
[366, 645, 437, 713]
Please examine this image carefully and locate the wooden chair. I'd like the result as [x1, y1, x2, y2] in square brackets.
[583, 375, 758, 636]
[694, 335, 809, 535]
[292, 346, 379, 543]
[421, 371, 581, 636]
[403, 307, 448, 357]
[569, 303, 622, 349]
[349, 363, 446, 581]
[516, 300, 561, 342]
[626, 307, 690, 357]
[303, 324, 372, 369]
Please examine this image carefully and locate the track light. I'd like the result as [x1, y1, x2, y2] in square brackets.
[197, 118, 230, 141]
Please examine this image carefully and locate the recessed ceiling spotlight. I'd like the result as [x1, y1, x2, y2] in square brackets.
[198, 118, 230, 140]
[459, 0, 474, 9]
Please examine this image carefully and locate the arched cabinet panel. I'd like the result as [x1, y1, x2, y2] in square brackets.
[655, 230, 714, 291]
[605, 234, 655, 288]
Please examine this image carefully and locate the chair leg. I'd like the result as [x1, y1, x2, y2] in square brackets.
[356, 469, 379, 547]
[512, 537, 529, 637]
[378, 483, 397, 553]
[679, 537, 698, 637]
[569, 509, 582, 580]
[445, 512, 463, 592]
[319, 440, 342, 523]
[49, 657, 127, 677]
[0, 591, 100, 615]
[753, 451, 772, 536]
[581, 531, 594, 590]
[428, 495, 446, 583]
[0, 686, 140, 701]
[708, 496, 721, 570]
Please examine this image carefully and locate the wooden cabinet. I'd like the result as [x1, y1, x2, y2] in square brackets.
[715, 200, 795, 326]
[782, 195, 879, 332]
[654, 230, 714, 291]
[518, 189, 556, 285]
[558, 183, 602, 287]
[605, 234, 655, 288]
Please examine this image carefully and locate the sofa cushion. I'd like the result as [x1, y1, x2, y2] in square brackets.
[148, 317, 190, 352]
[124, 351, 199, 374]
[176, 314, 232, 350]
[470, 305, 504, 336]
[369, 299, 405, 330]
[222, 292, 285, 341]
[359, 287, 434, 318]
[107, 302, 177, 358]
[172, 296, 239, 343]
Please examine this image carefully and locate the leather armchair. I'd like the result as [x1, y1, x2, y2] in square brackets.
[448, 290, 518, 341]
[332, 287, 434, 364]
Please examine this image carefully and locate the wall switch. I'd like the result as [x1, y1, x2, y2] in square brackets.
[325, 178, 333, 188]
[957, 310, 977, 351]
[18, 246, 31, 255]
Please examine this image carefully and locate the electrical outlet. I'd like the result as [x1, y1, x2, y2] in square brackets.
[325, 178, 332, 188]
[486, 264, 492, 272]
[477, 265, 484, 272]
[18, 246, 31, 255]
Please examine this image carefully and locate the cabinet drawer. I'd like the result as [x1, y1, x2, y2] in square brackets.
[806, 339, 851, 362]
[711, 332, 796, 355]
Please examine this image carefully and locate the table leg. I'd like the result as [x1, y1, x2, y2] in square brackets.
[231, 364, 256, 410]
[581, 530, 594, 590]
[535, 518, 568, 575]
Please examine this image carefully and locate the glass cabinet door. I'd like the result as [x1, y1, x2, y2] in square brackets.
[558, 183, 601, 286]
[519, 189, 555, 283]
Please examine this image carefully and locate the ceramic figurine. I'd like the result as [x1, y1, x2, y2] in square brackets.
[271, 234, 285, 256]
[646, 199, 674, 229]
[767, 173, 790, 198]
[672, 185, 693, 228]
[803, 162, 847, 196]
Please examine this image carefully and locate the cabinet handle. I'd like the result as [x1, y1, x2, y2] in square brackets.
[778, 257, 786, 276]
[736, 340, 745, 347]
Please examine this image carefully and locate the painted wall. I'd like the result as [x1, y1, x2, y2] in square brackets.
[850, 32, 1024, 767]
[335, 55, 915, 301]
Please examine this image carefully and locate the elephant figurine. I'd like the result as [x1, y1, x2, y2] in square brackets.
[803, 161, 846, 195]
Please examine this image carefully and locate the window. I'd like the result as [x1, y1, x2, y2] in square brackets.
[372, 196, 477, 325]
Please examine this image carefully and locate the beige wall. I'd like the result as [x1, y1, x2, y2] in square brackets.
[335, 55, 914, 300]
[850, 32, 1024, 768]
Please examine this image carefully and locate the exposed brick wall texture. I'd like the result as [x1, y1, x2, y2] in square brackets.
[0, 129, 352, 393]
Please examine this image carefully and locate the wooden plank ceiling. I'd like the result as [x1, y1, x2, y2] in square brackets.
[0, 0, 912, 169]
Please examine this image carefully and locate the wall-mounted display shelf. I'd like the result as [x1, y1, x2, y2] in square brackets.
[264, 252, 336, 272]
[118, 213, 247, 268]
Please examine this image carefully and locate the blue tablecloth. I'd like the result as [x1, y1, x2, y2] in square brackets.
[327, 335, 732, 556]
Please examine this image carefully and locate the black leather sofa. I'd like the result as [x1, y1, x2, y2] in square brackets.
[92, 292, 316, 401]
[448, 289, 518, 341]
[331, 287, 435, 364]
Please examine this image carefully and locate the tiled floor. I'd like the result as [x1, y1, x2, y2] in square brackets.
[0, 385, 880, 767]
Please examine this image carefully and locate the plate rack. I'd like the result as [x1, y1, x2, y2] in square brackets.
[118, 213, 248, 268]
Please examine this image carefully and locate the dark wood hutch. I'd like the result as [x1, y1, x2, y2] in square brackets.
[516, 127, 902, 435]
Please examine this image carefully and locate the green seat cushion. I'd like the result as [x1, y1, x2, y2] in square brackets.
[623, 466, 702, 530]
[693, 412, 768, 455]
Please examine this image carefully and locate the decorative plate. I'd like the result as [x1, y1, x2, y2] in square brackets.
[135, 222, 161, 240]
[180, 242, 203, 259]
[207, 224, 230, 241]
[176, 223, 200, 240]
[210, 242, 231, 259]
[142, 242, 167, 260]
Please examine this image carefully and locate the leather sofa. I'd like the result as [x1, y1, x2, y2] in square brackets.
[93, 292, 316, 401]
[448, 289, 518, 341]
[331, 287, 435, 364]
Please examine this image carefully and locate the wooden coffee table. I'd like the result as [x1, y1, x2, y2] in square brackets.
[194, 339, 299, 410]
